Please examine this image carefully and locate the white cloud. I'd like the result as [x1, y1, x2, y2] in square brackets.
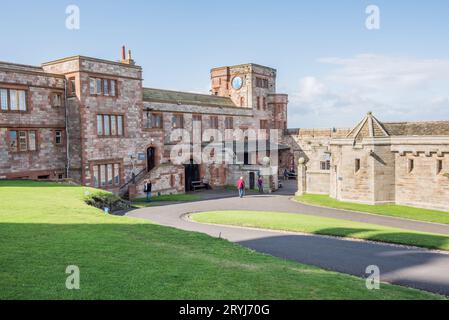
[288, 54, 449, 128]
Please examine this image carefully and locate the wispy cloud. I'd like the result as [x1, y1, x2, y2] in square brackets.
[289, 54, 449, 128]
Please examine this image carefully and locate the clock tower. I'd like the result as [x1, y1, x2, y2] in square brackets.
[210, 63, 277, 109]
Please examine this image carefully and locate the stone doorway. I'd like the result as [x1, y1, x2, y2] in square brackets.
[147, 147, 156, 172]
[184, 159, 200, 192]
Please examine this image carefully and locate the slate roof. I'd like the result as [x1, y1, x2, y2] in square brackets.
[347, 112, 449, 138]
[383, 121, 449, 136]
[143, 88, 237, 108]
[346, 112, 390, 139]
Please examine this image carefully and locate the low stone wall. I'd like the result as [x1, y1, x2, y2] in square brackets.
[306, 171, 330, 194]
[132, 164, 184, 199]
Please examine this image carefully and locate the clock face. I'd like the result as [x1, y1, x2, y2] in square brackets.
[232, 76, 243, 90]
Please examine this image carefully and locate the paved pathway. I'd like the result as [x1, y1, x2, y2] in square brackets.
[128, 185, 449, 296]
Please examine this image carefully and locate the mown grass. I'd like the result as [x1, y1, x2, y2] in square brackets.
[295, 194, 449, 225]
[192, 211, 449, 251]
[132, 194, 201, 208]
[0, 180, 444, 300]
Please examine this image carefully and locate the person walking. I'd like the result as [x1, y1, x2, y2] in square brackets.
[236, 176, 245, 198]
[144, 180, 152, 202]
[257, 176, 264, 193]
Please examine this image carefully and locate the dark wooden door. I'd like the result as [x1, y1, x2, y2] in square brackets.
[147, 147, 156, 172]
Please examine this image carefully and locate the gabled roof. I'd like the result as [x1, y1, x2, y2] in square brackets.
[346, 112, 390, 139]
[143, 87, 237, 108]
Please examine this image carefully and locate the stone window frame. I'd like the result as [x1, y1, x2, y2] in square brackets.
[225, 116, 234, 130]
[89, 76, 118, 98]
[436, 158, 443, 175]
[53, 129, 65, 146]
[145, 112, 163, 130]
[256, 77, 269, 89]
[7, 128, 39, 154]
[90, 159, 123, 189]
[96, 113, 125, 137]
[172, 113, 184, 129]
[67, 77, 76, 97]
[209, 115, 219, 129]
[240, 97, 245, 107]
[50, 91, 64, 108]
[320, 160, 331, 171]
[354, 158, 361, 174]
[0, 83, 31, 114]
[407, 158, 415, 174]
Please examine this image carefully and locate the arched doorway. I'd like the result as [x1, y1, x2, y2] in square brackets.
[147, 147, 156, 172]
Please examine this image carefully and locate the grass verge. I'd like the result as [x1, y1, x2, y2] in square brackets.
[295, 194, 449, 225]
[192, 211, 449, 251]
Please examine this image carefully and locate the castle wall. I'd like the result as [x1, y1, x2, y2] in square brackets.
[391, 139, 449, 211]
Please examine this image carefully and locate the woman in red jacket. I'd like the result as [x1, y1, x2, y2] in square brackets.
[237, 176, 245, 198]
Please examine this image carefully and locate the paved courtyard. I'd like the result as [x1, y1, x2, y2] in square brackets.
[128, 181, 449, 296]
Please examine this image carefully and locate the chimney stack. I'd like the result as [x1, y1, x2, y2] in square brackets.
[120, 46, 135, 65]
[121, 46, 126, 62]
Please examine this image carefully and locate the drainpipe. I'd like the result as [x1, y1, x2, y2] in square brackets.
[64, 78, 70, 179]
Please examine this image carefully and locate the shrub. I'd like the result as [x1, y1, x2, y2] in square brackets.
[84, 191, 131, 214]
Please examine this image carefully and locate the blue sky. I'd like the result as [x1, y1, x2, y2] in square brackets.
[1, 0, 449, 128]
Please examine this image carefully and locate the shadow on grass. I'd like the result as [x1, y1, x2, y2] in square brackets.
[315, 227, 449, 251]
[1, 222, 447, 299]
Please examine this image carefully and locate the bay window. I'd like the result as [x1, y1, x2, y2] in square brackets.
[92, 162, 121, 188]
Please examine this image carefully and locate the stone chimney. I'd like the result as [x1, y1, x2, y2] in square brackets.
[121, 46, 135, 65]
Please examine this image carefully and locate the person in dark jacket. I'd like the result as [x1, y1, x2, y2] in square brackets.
[257, 176, 264, 193]
[144, 181, 152, 202]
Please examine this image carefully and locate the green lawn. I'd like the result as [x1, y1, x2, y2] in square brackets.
[296, 194, 449, 225]
[192, 211, 449, 251]
[132, 194, 201, 208]
[0, 181, 443, 300]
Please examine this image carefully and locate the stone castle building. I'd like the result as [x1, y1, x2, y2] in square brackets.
[0, 50, 289, 198]
[294, 113, 449, 212]
[1, 50, 448, 211]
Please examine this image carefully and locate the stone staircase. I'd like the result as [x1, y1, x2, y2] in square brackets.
[119, 164, 185, 200]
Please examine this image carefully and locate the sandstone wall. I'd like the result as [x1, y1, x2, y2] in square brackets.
[0, 65, 66, 179]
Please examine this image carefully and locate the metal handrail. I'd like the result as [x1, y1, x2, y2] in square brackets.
[119, 167, 147, 191]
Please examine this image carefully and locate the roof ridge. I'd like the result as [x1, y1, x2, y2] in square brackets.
[384, 119, 449, 125]
[0, 61, 43, 70]
[143, 87, 231, 100]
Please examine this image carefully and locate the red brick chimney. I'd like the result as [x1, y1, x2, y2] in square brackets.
[121, 46, 126, 63]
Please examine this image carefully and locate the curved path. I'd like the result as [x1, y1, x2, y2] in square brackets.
[127, 191, 449, 296]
